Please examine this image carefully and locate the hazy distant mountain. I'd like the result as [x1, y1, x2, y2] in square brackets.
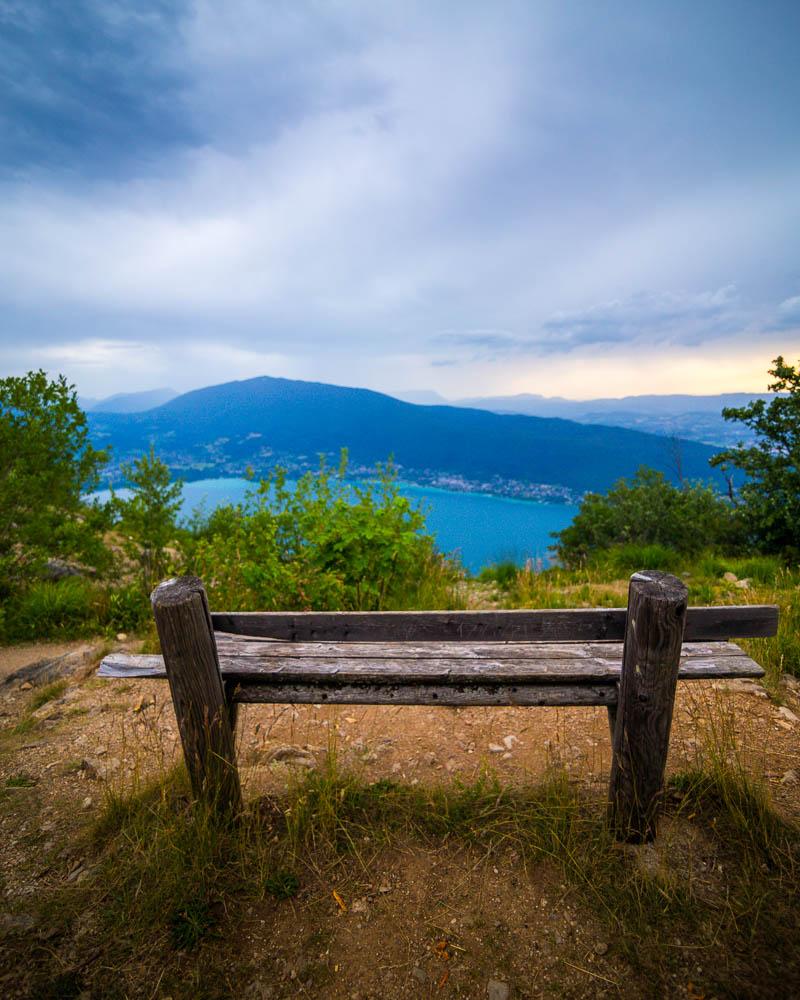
[391, 389, 450, 405]
[449, 392, 776, 446]
[85, 387, 178, 414]
[88, 375, 729, 498]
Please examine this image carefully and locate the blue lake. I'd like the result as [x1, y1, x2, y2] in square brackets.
[91, 478, 578, 574]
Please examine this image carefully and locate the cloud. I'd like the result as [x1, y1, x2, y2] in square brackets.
[0, 1, 799, 397]
[428, 287, 755, 362]
[539, 286, 744, 350]
[768, 295, 800, 332]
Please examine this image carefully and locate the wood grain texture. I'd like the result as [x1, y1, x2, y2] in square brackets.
[230, 682, 618, 707]
[608, 571, 688, 843]
[210, 605, 777, 643]
[97, 639, 764, 685]
[151, 576, 242, 813]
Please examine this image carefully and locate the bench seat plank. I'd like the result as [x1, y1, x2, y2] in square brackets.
[98, 637, 765, 687]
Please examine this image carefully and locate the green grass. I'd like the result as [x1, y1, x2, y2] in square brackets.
[19, 734, 790, 1000]
[0, 578, 152, 643]
[4, 772, 37, 788]
[29, 679, 67, 711]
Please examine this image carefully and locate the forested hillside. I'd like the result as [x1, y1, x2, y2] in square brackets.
[88, 375, 724, 497]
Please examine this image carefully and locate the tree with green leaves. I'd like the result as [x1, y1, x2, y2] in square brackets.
[554, 467, 741, 567]
[114, 446, 183, 593]
[710, 356, 800, 559]
[0, 370, 109, 591]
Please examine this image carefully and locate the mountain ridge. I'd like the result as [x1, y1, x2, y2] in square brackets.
[88, 374, 730, 499]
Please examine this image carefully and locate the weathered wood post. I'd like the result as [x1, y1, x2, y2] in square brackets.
[151, 576, 242, 814]
[609, 570, 687, 842]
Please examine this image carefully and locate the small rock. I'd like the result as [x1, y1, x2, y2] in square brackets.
[43, 558, 90, 581]
[116, 632, 128, 642]
[378, 881, 392, 894]
[777, 706, 799, 724]
[781, 769, 798, 785]
[412, 966, 427, 984]
[78, 759, 99, 780]
[82, 796, 92, 809]
[502, 735, 520, 750]
[351, 898, 368, 914]
[32, 702, 62, 720]
[487, 980, 510, 1000]
[722, 571, 738, 583]
[735, 578, 752, 589]
[781, 675, 800, 696]
[502, 752, 512, 760]
[488, 743, 504, 754]
[594, 941, 609, 956]
[19, 681, 33, 691]
[267, 745, 315, 767]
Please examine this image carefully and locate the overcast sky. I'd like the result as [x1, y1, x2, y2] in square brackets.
[1, 0, 799, 400]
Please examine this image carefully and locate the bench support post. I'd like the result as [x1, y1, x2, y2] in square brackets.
[608, 571, 687, 842]
[151, 576, 242, 815]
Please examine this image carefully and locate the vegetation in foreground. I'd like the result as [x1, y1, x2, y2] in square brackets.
[8, 727, 798, 999]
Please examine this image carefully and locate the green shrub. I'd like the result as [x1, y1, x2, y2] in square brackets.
[554, 467, 742, 567]
[105, 584, 151, 634]
[187, 455, 461, 611]
[710, 356, 800, 559]
[10, 578, 101, 639]
[595, 543, 682, 575]
[478, 560, 520, 590]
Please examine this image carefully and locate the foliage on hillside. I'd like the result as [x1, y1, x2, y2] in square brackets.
[711, 355, 800, 558]
[553, 467, 742, 566]
[111, 445, 183, 595]
[0, 370, 110, 591]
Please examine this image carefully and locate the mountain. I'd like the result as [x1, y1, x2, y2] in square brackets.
[391, 389, 450, 405]
[85, 387, 178, 414]
[449, 392, 776, 446]
[88, 375, 729, 499]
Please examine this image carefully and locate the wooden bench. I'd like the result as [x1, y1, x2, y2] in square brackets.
[98, 571, 778, 842]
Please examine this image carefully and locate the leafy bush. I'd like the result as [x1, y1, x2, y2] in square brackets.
[594, 543, 682, 575]
[0, 370, 110, 590]
[711, 356, 800, 559]
[187, 455, 460, 611]
[9, 578, 101, 640]
[554, 467, 741, 567]
[478, 560, 520, 590]
[105, 584, 152, 634]
[112, 446, 183, 595]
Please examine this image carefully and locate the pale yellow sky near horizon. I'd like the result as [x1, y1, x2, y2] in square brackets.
[4, 335, 794, 401]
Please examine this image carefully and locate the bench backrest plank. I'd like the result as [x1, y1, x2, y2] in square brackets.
[211, 605, 778, 643]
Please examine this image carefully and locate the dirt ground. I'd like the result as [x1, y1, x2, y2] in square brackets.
[1, 638, 799, 999]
